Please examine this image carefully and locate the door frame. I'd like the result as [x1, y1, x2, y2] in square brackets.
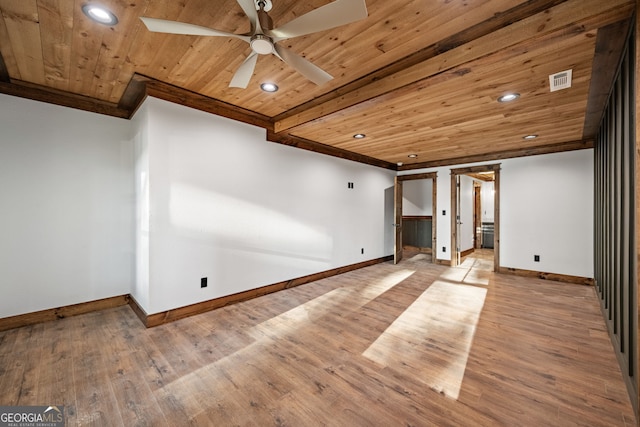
[450, 164, 500, 271]
[394, 172, 438, 264]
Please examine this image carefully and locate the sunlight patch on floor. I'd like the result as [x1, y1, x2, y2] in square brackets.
[158, 269, 417, 394]
[362, 280, 487, 399]
[250, 269, 416, 340]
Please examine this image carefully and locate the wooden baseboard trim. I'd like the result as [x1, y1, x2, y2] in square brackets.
[144, 255, 394, 328]
[127, 294, 150, 328]
[0, 255, 394, 331]
[403, 245, 433, 254]
[0, 295, 130, 332]
[435, 258, 451, 266]
[460, 248, 475, 258]
[497, 266, 594, 286]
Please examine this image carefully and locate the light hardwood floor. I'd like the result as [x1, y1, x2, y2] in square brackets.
[0, 253, 635, 426]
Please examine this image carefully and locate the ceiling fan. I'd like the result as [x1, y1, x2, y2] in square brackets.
[140, 0, 368, 88]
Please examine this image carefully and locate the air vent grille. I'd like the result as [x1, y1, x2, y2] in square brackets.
[549, 69, 572, 92]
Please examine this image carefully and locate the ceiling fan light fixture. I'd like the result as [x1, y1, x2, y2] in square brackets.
[82, 4, 118, 26]
[498, 93, 520, 103]
[250, 34, 273, 55]
[260, 82, 278, 92]
[353, 133, 366, 139]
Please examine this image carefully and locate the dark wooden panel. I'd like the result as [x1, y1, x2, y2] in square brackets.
[593, 21, 637, 417]
[0, 50, 9, 82]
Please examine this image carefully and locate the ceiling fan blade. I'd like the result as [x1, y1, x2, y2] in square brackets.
[140, 17, 250, 42]
[273, 44, 333, 86]
[229, 52, 259, 88]
[269, 0, 367, 42]
[236, 0, 260, 33]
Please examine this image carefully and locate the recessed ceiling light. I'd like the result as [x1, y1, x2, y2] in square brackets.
[82, 4, 118, 26]
[523, 134, 538, 140]
[353, 133, 366, 139]
[260, 82, 278, 92]
[408, 154, 418, 158]
[397, 162, 403, 167]
[497, 93, 520, 103]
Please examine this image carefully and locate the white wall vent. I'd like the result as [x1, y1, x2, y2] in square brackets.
[549, 69, 572, 92]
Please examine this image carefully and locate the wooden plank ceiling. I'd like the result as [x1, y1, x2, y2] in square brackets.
[0, 0, 634, 170]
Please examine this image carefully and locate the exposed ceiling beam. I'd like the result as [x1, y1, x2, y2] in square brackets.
[140, 76, 273, 130]
[0, 79, 129, 118]
[274, 0, 634, 133]
[582, 18, 633, 139]
[398, 139, 594, 170]
[267, 131, 397, 170]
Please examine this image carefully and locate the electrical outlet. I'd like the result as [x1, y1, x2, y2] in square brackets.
[442, 210, 446, 216]
[201, 277, 208, 288]
[442, 246, 446, 252]
[534, 255, 540, 262]
[347, 182, 354, 189]
[361, 248, 364, 254]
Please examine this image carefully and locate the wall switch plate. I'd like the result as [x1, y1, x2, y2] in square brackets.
[534, 255, 540, 262]
[201, 277, 208, 288]
[348, 182, 354, 189]
[361, 248, 364, 254]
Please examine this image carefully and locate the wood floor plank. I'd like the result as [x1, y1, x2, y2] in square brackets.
[0, 250, 635, 425]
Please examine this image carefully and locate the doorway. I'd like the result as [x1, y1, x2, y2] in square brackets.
[450, 164, 500, 272]
[393, 173, 437, 264]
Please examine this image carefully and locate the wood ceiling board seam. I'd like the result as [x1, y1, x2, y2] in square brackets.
[0, 3, 19, 80]
[67, 1, 108, 97]
[133, 0, 247, 92]
[99, 0, 155, 103]
[1, 0, 45, 84]
[274, 0, 634, 133]
[38, 0, 73, 91]
[84, 1, 155, 103]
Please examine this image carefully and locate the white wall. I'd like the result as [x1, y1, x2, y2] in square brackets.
[141, 98, 395, 314]
[0, 94, 135, 318]
[132, 103, 150, 309]
[402, 179, 433, 216]
[459, 175, 474, 252]
[501, 151, 593, 277]
[399, 149, 594, 278]
[481, 181, 494, 222]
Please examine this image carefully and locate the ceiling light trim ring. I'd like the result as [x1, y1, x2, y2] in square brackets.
[82, 4, 118, 26]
